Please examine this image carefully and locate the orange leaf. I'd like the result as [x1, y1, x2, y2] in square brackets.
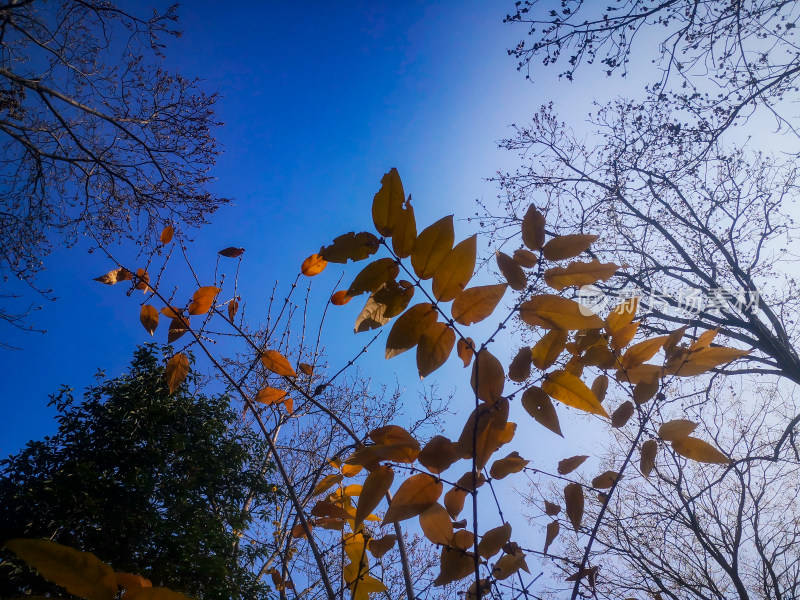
[299, 363, 314, 376]
[418, 502, 453, 545]
[139, 305, 159, 336]
[605, 298, 639, 334]
[301, 253, 328, 276]
[531, 329, 568, 370]
[542, 370, 608, 418]
[165, 353, 190, 394]
[356, 465, 394, 527]
[542, 233, 598, 261]
[227, 298, 239, 321]
[372, 168, 405, 237]
[544, 260, 619, 291]
[260, 350, 297, 377]
[432, 235, 477, 301]
[521, 386, 563, 436]
[470, 349, 505, 403]
[496, 251, 527, 290]
[160, 225, 173, 244]
[383, 473, 443, 524]
[520, 294, 603, 330]
[167, 316, 190, 344]
[331, 290, 351, 305]
[255, 387, 287, 405]
[521, 206, 546, 250]
[417, 322, 456, 378]
[456, 337, 474, 367]
[410, 215, 454, 279]
[188, 286, 220, 316]
[385, 303, 437, 359]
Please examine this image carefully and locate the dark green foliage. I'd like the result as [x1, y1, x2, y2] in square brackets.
[0, 345, 278, 600]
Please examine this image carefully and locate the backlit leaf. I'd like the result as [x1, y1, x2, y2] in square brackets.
[521, 386, 562, 436]
[255, 387, 287, 405]
[356, 465, 394, 527]
[444, 487, 468, 519]
[489, 451, 529, 479]
[659, 419, 698, 441]
[320, 231, 380, 263]
[451, 284, 507, 326]
[531, 329, 568, 370]
[544, 501, 561, 516]
[301, 254, 327, 276]
[432, 235, 477, 301]
[418, 436, 458, 474]
[691, 328, 718, 350]
[299, 362, 313, 376]
[260, 350, 297, 377]
[160, 225, 173, 244]
[542, 234, 598, 261]
[347, 258, 400, 297]
[564, 483, 584, 531]
[611, 321, 640, 351]
[4, 539, 116, 600]
[188, 286, 220, 316]
[227, 299, 239, 321]
[611, 401, 634, 428]
[591, 470, 620, 489]
[383, 473, 443, 524]
[434, 547, 474, 586]
[165, 353, 189, 394]
[167, 316, 190, 343]
[411, 216, 454, 279]
[666, 346, 750, 376]
[620, 336, 668, 370]
[640, 439, 658, 477]
[455, 399, 509, 469]
[492, 546, 530, 580]
[557, 455, 588, 475]
[591, 375, 609, 402]
[513, 248, 538, 268]
[139, 305, 159, 336]
[521, 206, 546, 250]
[470, 349, 505, 403]
[419, 502, 453, 545]
[312, 473, 344, 496]
[372, 168, 405, 236]
[544, 260, 619, 291]
[542, 370, 608, 417]
[520, 295, 604, 330]
[93, 267, 132, 285]
[370, 424, 419, 448]
[672, 437, 731, 464]
[367, 535, 397, 558]
[218, 247, 245, 258]
[496, 251, 527, 290]
[417, 322, 456, 378]
[457, 337, 474, 367]
[355, 280, 414, 333]
[134, 268, 151, 292]
[392, 200, 417, 258]
[544, 520, 559, 554]
[478, 522, 511, 558]
[331, 290, 351, 305]
[385, 303, 437, 359]
[508, 346, 532, 382]
[606, 298, 639, 334]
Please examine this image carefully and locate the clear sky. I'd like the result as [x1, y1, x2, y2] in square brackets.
[0, 1, 621, 481]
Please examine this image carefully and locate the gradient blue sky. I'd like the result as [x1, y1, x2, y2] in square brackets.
[0, 2, 616, 465]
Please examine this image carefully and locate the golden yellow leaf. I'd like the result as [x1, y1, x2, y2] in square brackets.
[368, 535, 397, 558]
[691, 328, 718, 350]
[320, 231, 380, 263]
[418, 502, 453, 545]
[557, 455, 589, 475]
[513, 248, 538, 268]
[444, 486, 468, 519]
[489, 451, 529, 480]
[160, 225, 173, 244]
[591, 374, 609, 402]
[417, 322, 456, 378]
[383, 473, 443, 524]
[370, 424, 419, 448]
[544, 260, 619, 291]
[640, 439, 658, 477]
[465, 578, 492, 600]
[355, 465, 393, 527]
[519, 294, 604, 330]
[452, 285, 507, 327]
[312, 473, 344, 496]
[659, 419, 698, 441]
[542, 370, 609, 418]
[611, 401, 634, 428]
[347, 258, 400, 297]
[666, 346, 750, 376]
[542, 233, 598, 261]
[478, 522, 511, 559]
[410, 215, 454, 279]
[496, 250, 527, 290]
[392, 201, 417, 258]
[544, 520, 559, 554]
[611, 321, 640, 351]
[508, 346, 532, 382]
[455, 399, 509, 470]
[255, 387, 287, 405]
[218, 247, 245, 258]
[620, 335, 669, 370]
[492, 546, 530, 580]
[165, 353, 189, 394]
[139, 305, 159, 336]
[260, 350, 297, 377]
[470, 348, 505, 403]
[354, 280, 414, 333]
[301, 253, 327, 276]
[663, 325, 687, 354]
[4, 539, 116, 600]
[456, 337, 474, 367]
[521, 386, 563, 436]
[591, 470, 620, 489]
[521, 205, 546, 250]
[434, 547, 474, 586]
[418, 436, 458, 474]
[385, 302, 436, 359]
[531, 329, 568, 370]
[672, 436, 731, 464]
[432, 235, 477, 301]
[564, 482, 584, 531]
[621, 363, 663, 384]
[605, 298, 639, 334]
[372, 168, 405, 237]
[188, 286, 220, 316]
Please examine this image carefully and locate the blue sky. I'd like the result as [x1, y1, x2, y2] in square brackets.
[0, 1, 615, 472]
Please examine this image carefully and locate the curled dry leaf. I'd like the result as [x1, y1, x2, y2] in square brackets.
[542, 233, 598, 261]
[640, 439, 658, 477]
[165, 353, 190, 394]
[451, 284, 507, 326]
[260, 349, 297, 377]
[139, 305, 159, 336]
[134, 268, 150, 292]
[354, 280, 414, 333]
[218, 247, 245, 258]
[93, 267, 132, 285]
[301, 253, 327, 276]
[411, 215, 455, 279]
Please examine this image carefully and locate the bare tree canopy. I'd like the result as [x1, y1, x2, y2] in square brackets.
[0, 1, 225, 300]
